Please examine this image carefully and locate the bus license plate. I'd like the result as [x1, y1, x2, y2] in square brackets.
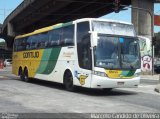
[117, 82, 124, 85]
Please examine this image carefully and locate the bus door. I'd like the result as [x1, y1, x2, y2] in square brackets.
[76, 21, 92, 87]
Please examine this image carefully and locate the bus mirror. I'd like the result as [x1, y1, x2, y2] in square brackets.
[91, 32, 98, 47]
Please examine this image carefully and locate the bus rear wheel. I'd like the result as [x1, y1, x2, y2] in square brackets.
[64, 71, 75, 91]
[24, 69, 30, 82]
[19, 68, 24, 81]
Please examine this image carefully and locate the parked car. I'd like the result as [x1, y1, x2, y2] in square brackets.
[154, 61, 160, 74]
[4, 59, 12, 67]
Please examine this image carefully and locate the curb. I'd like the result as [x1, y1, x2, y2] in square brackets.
[141, 78, 158, 80]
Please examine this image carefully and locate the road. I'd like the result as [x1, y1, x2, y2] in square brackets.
[0, 66, 160, 118]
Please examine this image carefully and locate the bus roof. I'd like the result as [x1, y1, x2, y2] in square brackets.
[15, 22, 72, 39]
[15, 18, 133, 39]
[73, 18, 133, 25]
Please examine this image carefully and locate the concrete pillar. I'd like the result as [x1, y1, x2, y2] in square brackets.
[132, 0, 154, 75]
[7, 22, 15, 37]
[132, 0, 154, 39]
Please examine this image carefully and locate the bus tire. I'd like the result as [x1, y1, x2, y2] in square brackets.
[19, 68, 24, 81]
[64, 70, 75, 91]
[24, 68, 30, 82]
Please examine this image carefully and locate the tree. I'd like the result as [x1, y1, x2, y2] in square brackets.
[0, 42, 5, 49]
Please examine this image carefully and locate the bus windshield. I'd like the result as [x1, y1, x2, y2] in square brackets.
[94, 34, 140, 69]
[92, 21, 136, 37]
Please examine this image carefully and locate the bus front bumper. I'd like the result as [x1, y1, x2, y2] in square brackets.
[91, 75, 140, 89]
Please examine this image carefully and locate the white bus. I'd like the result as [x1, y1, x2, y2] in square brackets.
[12, 18, 141, 91]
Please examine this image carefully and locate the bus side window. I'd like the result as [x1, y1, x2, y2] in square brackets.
[45, 41, 48, 48]
[77, 21, 92, 70]
[27, 36, 33, 50]
[14, 40, 18, 51]
[32, 35, 38, 49]
[36, 33, 48, 49]
[49, 28, 61, 47]
[18, 38, 27, 51]
[62, 25, 74, 46]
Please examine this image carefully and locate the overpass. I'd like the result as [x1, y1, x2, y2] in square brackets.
[0, 0, 158, 48]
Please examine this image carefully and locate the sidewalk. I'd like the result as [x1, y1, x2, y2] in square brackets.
[140, 74, 160, 80]
[0, 66, 12, 72]
[140, 74, 160, 93]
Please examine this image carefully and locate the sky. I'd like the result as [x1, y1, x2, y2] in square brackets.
[0, 0, 160, 42]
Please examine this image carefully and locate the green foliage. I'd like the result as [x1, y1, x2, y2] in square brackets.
[0, 42, 5, 46]
[0, 42, 6, 49]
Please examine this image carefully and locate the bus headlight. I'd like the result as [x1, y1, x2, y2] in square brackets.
[93, 71, 108, 77]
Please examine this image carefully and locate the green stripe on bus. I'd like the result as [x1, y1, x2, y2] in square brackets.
[126, 70, 135, 77]
[52, 22, 73, 30]
[121, 70, 135, 77]
[37, 47, 61, 75]
[36, 49, 53, 74]
[62, 22, 73, 27]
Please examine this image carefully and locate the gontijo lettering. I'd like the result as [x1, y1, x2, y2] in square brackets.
[23, 51, 39, 58]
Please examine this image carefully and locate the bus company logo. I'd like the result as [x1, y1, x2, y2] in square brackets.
[79, 75, 88, 85]
[119, 74, 123, 78]
[63, 52, 74, 58]
[109, 70, 118, 74]
[23, 51, 39, 58]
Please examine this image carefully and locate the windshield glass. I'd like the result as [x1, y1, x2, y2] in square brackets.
[95, 35, 120, 69]
[120, 38, 140, 69]
[92, 21, 136, 37]
[94, 34, 140, 69]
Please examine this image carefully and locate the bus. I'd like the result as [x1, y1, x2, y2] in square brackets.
[12, 18, 141, 91]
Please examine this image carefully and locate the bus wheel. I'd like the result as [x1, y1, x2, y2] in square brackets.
[24, 69, 30, 82]
[102, 88, 112, 92]
[64, 71, 75, 91]
[19, 68, 24, 81]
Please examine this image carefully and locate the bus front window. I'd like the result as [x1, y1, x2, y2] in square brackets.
[95, 35, 120, 69]
[121, 38, 140, 69]
[94, 34, 140, 70]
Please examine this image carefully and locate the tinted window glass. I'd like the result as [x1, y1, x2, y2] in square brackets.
[36, 33, 49, 49]
[49, 28, 61, 47]
[15, 32, 49, 51]
[14, 40, 18, 51]
[14, 24, 74, 52]
[62, 25, 74, 46]
[17, 38, 27, 51]
[77, 22, 92, 70]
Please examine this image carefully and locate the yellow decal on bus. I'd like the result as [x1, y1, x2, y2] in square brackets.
[80, 75, 88, 85]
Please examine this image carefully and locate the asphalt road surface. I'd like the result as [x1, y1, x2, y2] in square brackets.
[0, 66, 160, 118]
